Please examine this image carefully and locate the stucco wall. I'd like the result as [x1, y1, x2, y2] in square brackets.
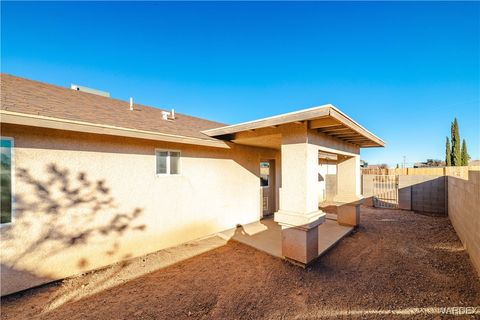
[318, 161, 336, 203]
[325, 174, 337, 202]
[448, 171, 480, 276]
[361, 174, 374, 206]
[0, 124, 279, 296]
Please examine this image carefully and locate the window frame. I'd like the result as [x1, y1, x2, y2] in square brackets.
[0, 137, 15, 227]
[155, 149, 182, 176]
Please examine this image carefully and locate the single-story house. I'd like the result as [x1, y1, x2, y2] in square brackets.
[0, 74, 384, 296]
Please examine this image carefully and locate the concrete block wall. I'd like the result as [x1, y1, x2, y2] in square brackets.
[398, 186, 411, 210]
[448, 171, 480, 276]
[400, 175, 447, 214]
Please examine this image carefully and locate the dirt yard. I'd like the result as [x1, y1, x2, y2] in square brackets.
[2, 207, 480, 319]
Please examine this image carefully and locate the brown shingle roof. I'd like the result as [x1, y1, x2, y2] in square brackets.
[1, 73, 226, 141]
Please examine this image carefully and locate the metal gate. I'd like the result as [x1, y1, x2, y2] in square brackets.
[373, 175, 399, 208]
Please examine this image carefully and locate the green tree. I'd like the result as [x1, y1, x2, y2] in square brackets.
[445, 136, 451, 166]
[451, 118, 461, 166]
[461, 139, 470, 166]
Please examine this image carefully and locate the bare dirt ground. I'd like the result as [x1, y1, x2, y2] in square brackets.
[2, 207, 480, 319]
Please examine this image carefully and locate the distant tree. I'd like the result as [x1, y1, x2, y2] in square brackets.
[396, 163, 399, 169]
[461, 139, 470, 166]
[445, 136, 451, 166]
[379, 163, 388, 169]
[450, 118, 461, 166]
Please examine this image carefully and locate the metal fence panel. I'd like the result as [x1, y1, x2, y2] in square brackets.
[373, 175, 399, 209]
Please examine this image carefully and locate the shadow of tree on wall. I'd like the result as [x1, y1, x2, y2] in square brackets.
[1, 163, 146, 296]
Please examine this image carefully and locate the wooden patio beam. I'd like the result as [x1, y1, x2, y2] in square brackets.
[333, 134, 362, 139]
[308, 117, 341, 129]
[319, 127, 353, 134]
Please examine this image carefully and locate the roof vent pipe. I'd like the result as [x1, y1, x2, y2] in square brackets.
[129, 97, 134, 111]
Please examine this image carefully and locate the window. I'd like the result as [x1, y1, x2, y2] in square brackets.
[156, 150, 181, 175]
[1, 138, 13, 224]
[260, 161, 269, 187]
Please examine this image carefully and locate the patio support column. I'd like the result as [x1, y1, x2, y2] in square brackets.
[274, 130, 325, 266]
[334, 154, 363, 226]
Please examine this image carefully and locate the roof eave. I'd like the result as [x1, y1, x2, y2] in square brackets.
[0, 110, 230, 149]
[202, 105, 385, 148]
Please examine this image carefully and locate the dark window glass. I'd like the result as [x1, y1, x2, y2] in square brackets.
[1, 138, 13, 224]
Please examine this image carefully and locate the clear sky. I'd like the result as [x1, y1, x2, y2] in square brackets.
[2, 1, 479, 166]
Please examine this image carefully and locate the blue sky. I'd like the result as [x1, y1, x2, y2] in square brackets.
[2, 1, 479, 166]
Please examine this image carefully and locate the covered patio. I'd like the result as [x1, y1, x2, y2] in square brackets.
[218, 216, 353, 260]
[204, 104, 384, 266]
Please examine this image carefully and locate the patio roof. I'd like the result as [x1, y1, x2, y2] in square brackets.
[202, 104, 385, 148]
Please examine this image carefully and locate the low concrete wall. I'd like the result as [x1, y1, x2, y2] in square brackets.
[448, 171, 480, 276]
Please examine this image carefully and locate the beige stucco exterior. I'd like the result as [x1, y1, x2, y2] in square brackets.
[0, 102, 384, 294]
[0, 124, 280, 296]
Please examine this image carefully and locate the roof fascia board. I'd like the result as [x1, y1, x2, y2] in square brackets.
[0, 110, 230, 149]
[202, 104, 332, 137]
[328, 106, 385, 147]
[203, 104, 385, 148]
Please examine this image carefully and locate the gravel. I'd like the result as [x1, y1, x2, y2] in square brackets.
[2, 206, 479, 319]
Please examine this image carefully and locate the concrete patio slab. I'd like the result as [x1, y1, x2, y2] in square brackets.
[218, 217, 353, 259]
